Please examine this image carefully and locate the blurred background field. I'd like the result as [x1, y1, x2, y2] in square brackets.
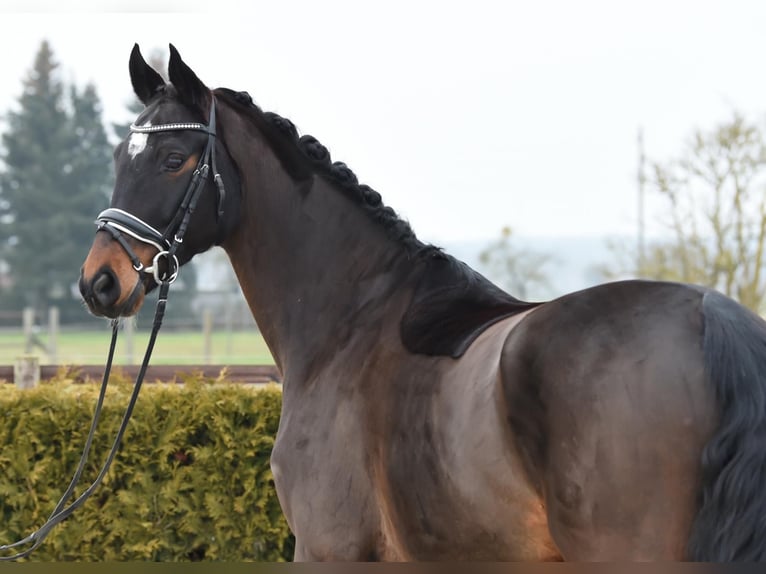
[0, 324, 274, 366]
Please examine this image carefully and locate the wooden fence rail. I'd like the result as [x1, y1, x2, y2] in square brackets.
[0, 363, 281, 388]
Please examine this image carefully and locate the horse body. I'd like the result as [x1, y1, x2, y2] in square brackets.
[267, 280, 716, 560]
[79, 45, 766, 561]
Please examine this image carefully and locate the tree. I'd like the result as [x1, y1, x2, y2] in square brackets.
[601, 113, 766, 313]
[0, 41, 112, 321]
[479, 226, 553, 300]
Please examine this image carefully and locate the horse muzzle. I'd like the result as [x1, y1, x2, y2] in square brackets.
[79, 267, 145, 319]
[79, 230, 155, 318]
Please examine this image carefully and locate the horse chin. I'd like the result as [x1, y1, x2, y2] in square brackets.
[117, 278, 148, 318]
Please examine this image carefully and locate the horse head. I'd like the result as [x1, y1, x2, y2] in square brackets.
[79, 44, 240, 318]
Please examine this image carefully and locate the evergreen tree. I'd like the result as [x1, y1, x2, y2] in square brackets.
[0, 41, 112, 322]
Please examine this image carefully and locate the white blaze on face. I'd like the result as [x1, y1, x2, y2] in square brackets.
[127, 122, 151, 160]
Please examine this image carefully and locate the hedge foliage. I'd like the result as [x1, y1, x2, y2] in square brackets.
[0, 370, 293, 561]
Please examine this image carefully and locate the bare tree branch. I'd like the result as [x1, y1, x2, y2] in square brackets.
[602, 112, 766, 313]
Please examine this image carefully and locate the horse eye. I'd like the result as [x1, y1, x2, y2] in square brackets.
[164, 154, 185, 171]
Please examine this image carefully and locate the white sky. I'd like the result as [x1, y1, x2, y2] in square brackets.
[2, 0, 766, 245]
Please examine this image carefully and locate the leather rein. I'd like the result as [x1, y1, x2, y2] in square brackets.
[0, 98, 225, 561]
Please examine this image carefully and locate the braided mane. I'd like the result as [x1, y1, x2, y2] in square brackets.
[215, 88, 441, 257]
[213, 88, 538, 358]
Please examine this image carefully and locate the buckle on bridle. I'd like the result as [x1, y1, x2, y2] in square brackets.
[144, 251, 179, 284]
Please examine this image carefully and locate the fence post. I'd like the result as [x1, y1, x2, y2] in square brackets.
[23, 307, 34, 354]
[225, 291, 234, 356]
[203, 308, 213, 363]
[47, 306, 59, 364]
[14, 355, 40, 390]
[125, 319, 135, 364]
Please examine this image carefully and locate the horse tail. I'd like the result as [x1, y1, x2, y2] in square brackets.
[687, 290, 766, 561]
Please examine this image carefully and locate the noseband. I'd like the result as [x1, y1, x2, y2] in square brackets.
[95, 97, 226, 284]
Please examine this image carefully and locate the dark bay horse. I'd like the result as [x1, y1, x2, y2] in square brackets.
[79, 44, 766, 561]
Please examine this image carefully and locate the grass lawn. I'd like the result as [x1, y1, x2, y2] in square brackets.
[0, 327, 275, 366]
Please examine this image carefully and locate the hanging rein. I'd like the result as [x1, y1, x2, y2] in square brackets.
[0, 98, 226, 561]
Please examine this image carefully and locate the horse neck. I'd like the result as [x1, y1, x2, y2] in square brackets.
[219, 111, 416, 378]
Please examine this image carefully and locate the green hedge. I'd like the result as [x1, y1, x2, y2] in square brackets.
[0, 371, 293, 561]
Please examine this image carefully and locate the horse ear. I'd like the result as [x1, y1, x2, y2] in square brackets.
[129, 44, 165, 106]
[167, 44, 210, 112]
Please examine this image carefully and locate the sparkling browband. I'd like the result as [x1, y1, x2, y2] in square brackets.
[129, 122, 211, 133]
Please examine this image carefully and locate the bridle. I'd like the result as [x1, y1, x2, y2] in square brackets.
[96, 96, 226, 286]
[0, 97, 226, 561]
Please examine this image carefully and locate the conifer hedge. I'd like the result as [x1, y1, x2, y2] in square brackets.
[0, 371, 293, 561]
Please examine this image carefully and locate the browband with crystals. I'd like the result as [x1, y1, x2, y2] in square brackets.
[129, 122, 211, 134]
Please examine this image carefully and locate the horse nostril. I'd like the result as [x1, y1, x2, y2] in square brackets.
[91, 269, 120, 308]
[94, 273, 111, 293]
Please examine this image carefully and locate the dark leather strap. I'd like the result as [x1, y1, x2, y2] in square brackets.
[97, 208, 169, 252]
